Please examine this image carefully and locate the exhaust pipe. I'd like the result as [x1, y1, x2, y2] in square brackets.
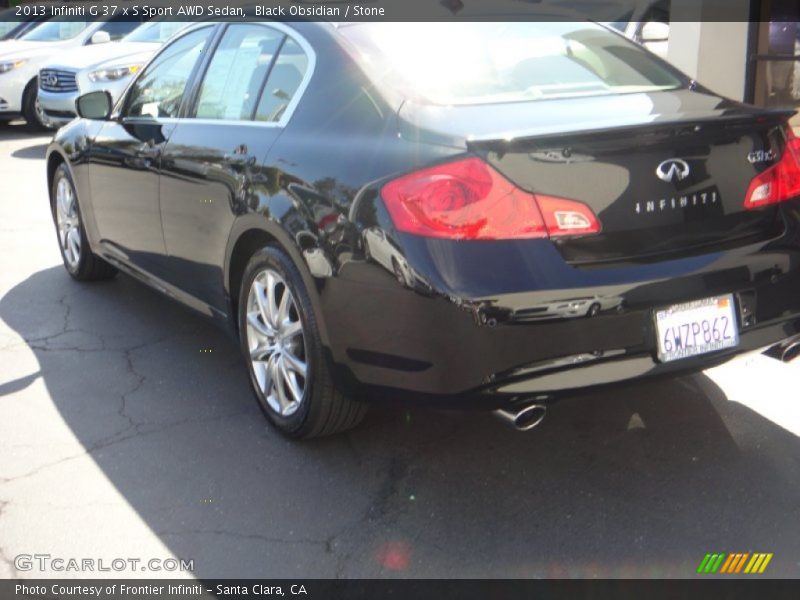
[782, 341, 800, 363]
[494, 403, 547, 432]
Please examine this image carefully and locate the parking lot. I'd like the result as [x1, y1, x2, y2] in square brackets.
[0, 121, 799, 579]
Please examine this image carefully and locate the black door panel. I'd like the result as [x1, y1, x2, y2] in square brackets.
[85, 25, 215, 276]
[159, 123, 281, 311]
[157, 23, 307, 311]
[87, 118, 176, 270]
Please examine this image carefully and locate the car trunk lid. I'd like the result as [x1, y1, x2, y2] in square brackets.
[398, 90, 794, 263]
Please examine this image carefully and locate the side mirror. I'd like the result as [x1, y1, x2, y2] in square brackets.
[90, 30, 111, 45]
[76, 91, 113, 120]
[641, 21, 670, 43]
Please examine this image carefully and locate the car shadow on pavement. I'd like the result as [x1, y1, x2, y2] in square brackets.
[11, 144, 49, 160]
[2, 265, 800, 578]
[0, 122, 51, 144]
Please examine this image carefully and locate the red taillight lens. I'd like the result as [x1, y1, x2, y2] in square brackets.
[381, 157, 600, 240]
[744, 127, 800, 210]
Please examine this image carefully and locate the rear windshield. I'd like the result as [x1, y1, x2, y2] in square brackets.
[339, 22, 684, 105]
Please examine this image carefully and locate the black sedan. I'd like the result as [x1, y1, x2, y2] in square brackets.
[46, 21, 800, 437]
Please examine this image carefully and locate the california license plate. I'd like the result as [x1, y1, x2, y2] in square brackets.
[655, 295, 739, 362]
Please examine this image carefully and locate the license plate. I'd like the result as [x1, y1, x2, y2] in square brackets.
[655, 295, 739, 362]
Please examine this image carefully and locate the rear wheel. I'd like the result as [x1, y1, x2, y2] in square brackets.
[239, 246, 367, 438]
[22, 79, 50, 132]
[51, 164, 117, 281]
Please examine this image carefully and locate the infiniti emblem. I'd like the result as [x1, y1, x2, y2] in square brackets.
[656, 159, 690, 183]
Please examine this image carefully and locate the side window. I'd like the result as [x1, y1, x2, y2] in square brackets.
[255, 38, 309, 123]
[124, 27, 212, 119]
[195, 24, 284, 121]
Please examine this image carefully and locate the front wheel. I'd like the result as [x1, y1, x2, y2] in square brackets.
[22, 80, 51, 132]
[51, 164, 117, 281]
[239, 247, 367, 438]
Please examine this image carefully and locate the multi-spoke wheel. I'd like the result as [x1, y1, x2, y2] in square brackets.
[239, 247, 367, 438]
[246, 269, 308, 417]
[56, 176, 82, 270]
[50, 164, 117, 281]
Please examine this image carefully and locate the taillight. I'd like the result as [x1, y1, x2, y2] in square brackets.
[380, 157, 600, 240]
[744, 127, 800, 210]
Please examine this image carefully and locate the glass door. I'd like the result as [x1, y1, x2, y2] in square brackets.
[752, 0, 800, 128]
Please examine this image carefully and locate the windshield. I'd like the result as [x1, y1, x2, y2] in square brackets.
[21, 20, 89, 42]
[0, 21, 17, 38]
[340, 22, 684, 105]
[0, 8, 19, 37]
[124, 21, 189, 43]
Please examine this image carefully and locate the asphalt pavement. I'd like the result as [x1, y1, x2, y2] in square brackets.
[1, 121, 799, 579]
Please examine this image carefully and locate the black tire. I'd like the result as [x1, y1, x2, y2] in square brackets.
[239, 246, 367, 438]
[21, 79, 50, 132]
[50, 164, 118, 281]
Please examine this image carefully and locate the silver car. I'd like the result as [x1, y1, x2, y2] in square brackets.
[38, 21, 188, 127]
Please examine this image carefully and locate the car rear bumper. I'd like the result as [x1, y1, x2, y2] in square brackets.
[322, 205, 800, 407]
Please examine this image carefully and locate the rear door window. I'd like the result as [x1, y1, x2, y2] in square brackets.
[195, 24, 284, 121]
[254, 38, 310, 123]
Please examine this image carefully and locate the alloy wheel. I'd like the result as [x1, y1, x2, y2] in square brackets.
[245, 269, 308, 417]
[55, 177, 81, 269]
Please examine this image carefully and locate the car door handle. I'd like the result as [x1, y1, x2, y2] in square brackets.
[137, 139, 161, 157]
[224, 144, 256, 165]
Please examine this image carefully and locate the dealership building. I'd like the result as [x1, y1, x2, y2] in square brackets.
[644, 0, 799, 126]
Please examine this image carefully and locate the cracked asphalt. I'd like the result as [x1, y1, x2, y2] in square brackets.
[1, 121, 799, 580]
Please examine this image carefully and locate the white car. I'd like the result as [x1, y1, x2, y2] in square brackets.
[38, 21, 189, 128]
[0, 17, 142, 129]
[363, 227, 419, 289]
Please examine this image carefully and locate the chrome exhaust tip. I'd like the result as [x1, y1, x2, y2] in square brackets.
[782, 341, 800, 363]
[494, 403, 547, 432]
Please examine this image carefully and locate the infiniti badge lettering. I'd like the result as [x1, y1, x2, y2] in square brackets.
[635, 190, 719, 214]
[747, 149, 776, 164]
[656, 158, 691, 183]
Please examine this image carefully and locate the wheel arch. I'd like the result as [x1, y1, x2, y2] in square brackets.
[224, 217, 331, 346]
[46, 150, 68, 200]
[22, 76, 37, 101]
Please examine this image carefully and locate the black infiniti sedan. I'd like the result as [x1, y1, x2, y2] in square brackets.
[46, 21, 800, 437]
